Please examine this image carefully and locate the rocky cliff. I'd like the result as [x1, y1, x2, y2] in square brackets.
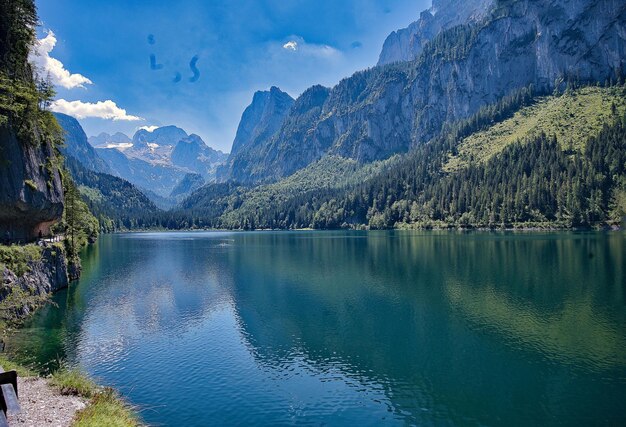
[0, 243, 69, 321]
[378, 0, 493, 66]
[0, 126, 64, 241]
[0, 0, 65, 241]
[224, 0, 626, 184]
[218, 86, 295, 183]
[251, 85, 331, 183]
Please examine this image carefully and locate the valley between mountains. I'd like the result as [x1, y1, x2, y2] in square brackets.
[49, 0, 626, 231]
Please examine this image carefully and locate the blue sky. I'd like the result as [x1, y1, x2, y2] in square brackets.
[34, 0, 429, 152]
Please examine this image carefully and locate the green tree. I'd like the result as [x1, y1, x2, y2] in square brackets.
[61, 177, 99, 258]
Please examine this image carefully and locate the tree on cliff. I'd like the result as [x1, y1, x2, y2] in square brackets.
[60, 177, 99, 258]
[0, 0, 37, 79]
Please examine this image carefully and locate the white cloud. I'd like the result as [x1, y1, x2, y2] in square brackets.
[50, 99, 143, 121]
[279, 36, 340, 59]
[29, 30, 93, 89]
[138, 125, 159, 132]
[283, 41, 298, 51]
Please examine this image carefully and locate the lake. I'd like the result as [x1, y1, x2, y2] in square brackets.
[7, 231, 626, 426]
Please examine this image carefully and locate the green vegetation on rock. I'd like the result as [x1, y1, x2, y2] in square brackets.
[0, 244, 42, 277]
[444, 86, 626, 171]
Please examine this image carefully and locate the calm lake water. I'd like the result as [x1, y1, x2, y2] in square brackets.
[7, 231, 626, 426]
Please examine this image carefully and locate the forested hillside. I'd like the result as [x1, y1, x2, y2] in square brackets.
[65, 157, 161, 231]
[177, 84, 626, 230]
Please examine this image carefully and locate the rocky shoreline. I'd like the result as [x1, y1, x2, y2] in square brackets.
[7, 376, 87, 426]
[0, 242, 75, 325]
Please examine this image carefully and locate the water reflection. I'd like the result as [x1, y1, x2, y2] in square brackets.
[7, 231, 626, 426]
[230, 231, 626, 425]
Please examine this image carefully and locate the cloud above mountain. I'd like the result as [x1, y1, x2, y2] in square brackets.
[50, 99, 143, 121]
[279, 36, 340, 58]
[29, 30, 93, 89]
[139, 125, 160, 132]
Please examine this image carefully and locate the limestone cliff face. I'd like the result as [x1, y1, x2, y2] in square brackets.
[378, 0, 494, 66]
[406, 0, 626, 144]
[0, 244, 69, 319]
[247, 85, 331, 183]
[227, 0, 625, 184]
[0, 126, 64, 240]
[53, 112, 111, 174]
[218, 86, 295, 183]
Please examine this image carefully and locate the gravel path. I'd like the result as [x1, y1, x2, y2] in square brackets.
[7, 376, 86, 426]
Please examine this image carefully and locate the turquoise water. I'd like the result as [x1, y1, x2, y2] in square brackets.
[7, 231, 626, 426]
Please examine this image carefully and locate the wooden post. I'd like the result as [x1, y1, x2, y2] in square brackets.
[0, 366, 20, 419]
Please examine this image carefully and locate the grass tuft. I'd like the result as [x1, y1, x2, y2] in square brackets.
[0, 354, 36, 377]
[51, 366, 99, 398]
[50, 366, 143, 426]
[72, 387, 142, 427]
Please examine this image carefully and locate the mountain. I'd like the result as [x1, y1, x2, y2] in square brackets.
[219, 0, 625, 185]
[133, 125, 188, 148]
[96, 147, 186, 197]
[54, 113, 111, 174]
[52, 115, 162, 228]
[88, 132, 132, 148]
[377, 0, 493, 66]
[127, 125, 188, 166]
[171, 134, 227, 177]
[217, 86, 295, 183]
[178, 85, 626, 230]
[93, 125, 227, 204]
[242, 85, 331, 183]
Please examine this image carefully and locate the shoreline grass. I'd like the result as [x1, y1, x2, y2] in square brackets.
[0, 353, 142, 426]
[52, 366, 143, 426]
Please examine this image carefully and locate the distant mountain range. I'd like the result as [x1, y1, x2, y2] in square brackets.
[55, 118, 227, 208]
[92, 126, 226, 179]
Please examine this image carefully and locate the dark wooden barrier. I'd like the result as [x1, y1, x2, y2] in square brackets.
[0, 366, 19, 427]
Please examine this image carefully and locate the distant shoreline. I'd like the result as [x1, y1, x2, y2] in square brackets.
[102, 224, 623, 234]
